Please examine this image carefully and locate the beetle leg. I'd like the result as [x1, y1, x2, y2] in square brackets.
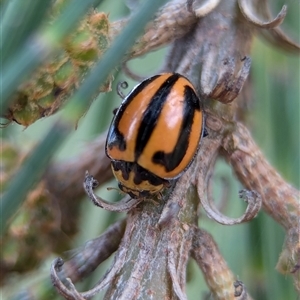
[50, 258, 84, 300]
[203, 127, 209, 137]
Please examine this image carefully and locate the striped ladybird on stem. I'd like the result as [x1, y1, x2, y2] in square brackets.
[105, 73, 205, 199]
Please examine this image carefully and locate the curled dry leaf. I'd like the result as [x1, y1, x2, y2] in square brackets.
[198, 185, 262, 225]
[83, 171, 142, 212]
[222, 123, 299, 230]
[238, 0, 300, 53]
[222, 122, 300, 291]
[61, 219, 126, 283]
[187, 0, 221, 17]
[238, 0, 287, 29]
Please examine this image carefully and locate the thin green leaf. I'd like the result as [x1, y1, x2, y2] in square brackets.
[0, 0, 53, 63]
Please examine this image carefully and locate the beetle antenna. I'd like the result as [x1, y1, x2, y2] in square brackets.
[107, 186, 125, 195]
[117, 81, 129, 99]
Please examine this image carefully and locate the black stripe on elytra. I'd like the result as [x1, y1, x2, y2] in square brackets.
[152, 85, 201, 173]
[111, 161, 166, 186]
[106, 75, 160, 153]
[134, 74, 180, 160]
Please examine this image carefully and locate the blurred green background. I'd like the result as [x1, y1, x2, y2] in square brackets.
[1, 0, 299, 299]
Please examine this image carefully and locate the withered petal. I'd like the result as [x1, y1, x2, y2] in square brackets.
[187, 0, 221, 17]
[259, 26, 300, 54]
[238, 0, 287, 29]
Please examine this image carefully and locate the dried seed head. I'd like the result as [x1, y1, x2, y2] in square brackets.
[4, 10, 111, 127]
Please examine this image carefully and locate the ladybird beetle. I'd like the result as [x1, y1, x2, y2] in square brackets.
[105, 73, 204, 198]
